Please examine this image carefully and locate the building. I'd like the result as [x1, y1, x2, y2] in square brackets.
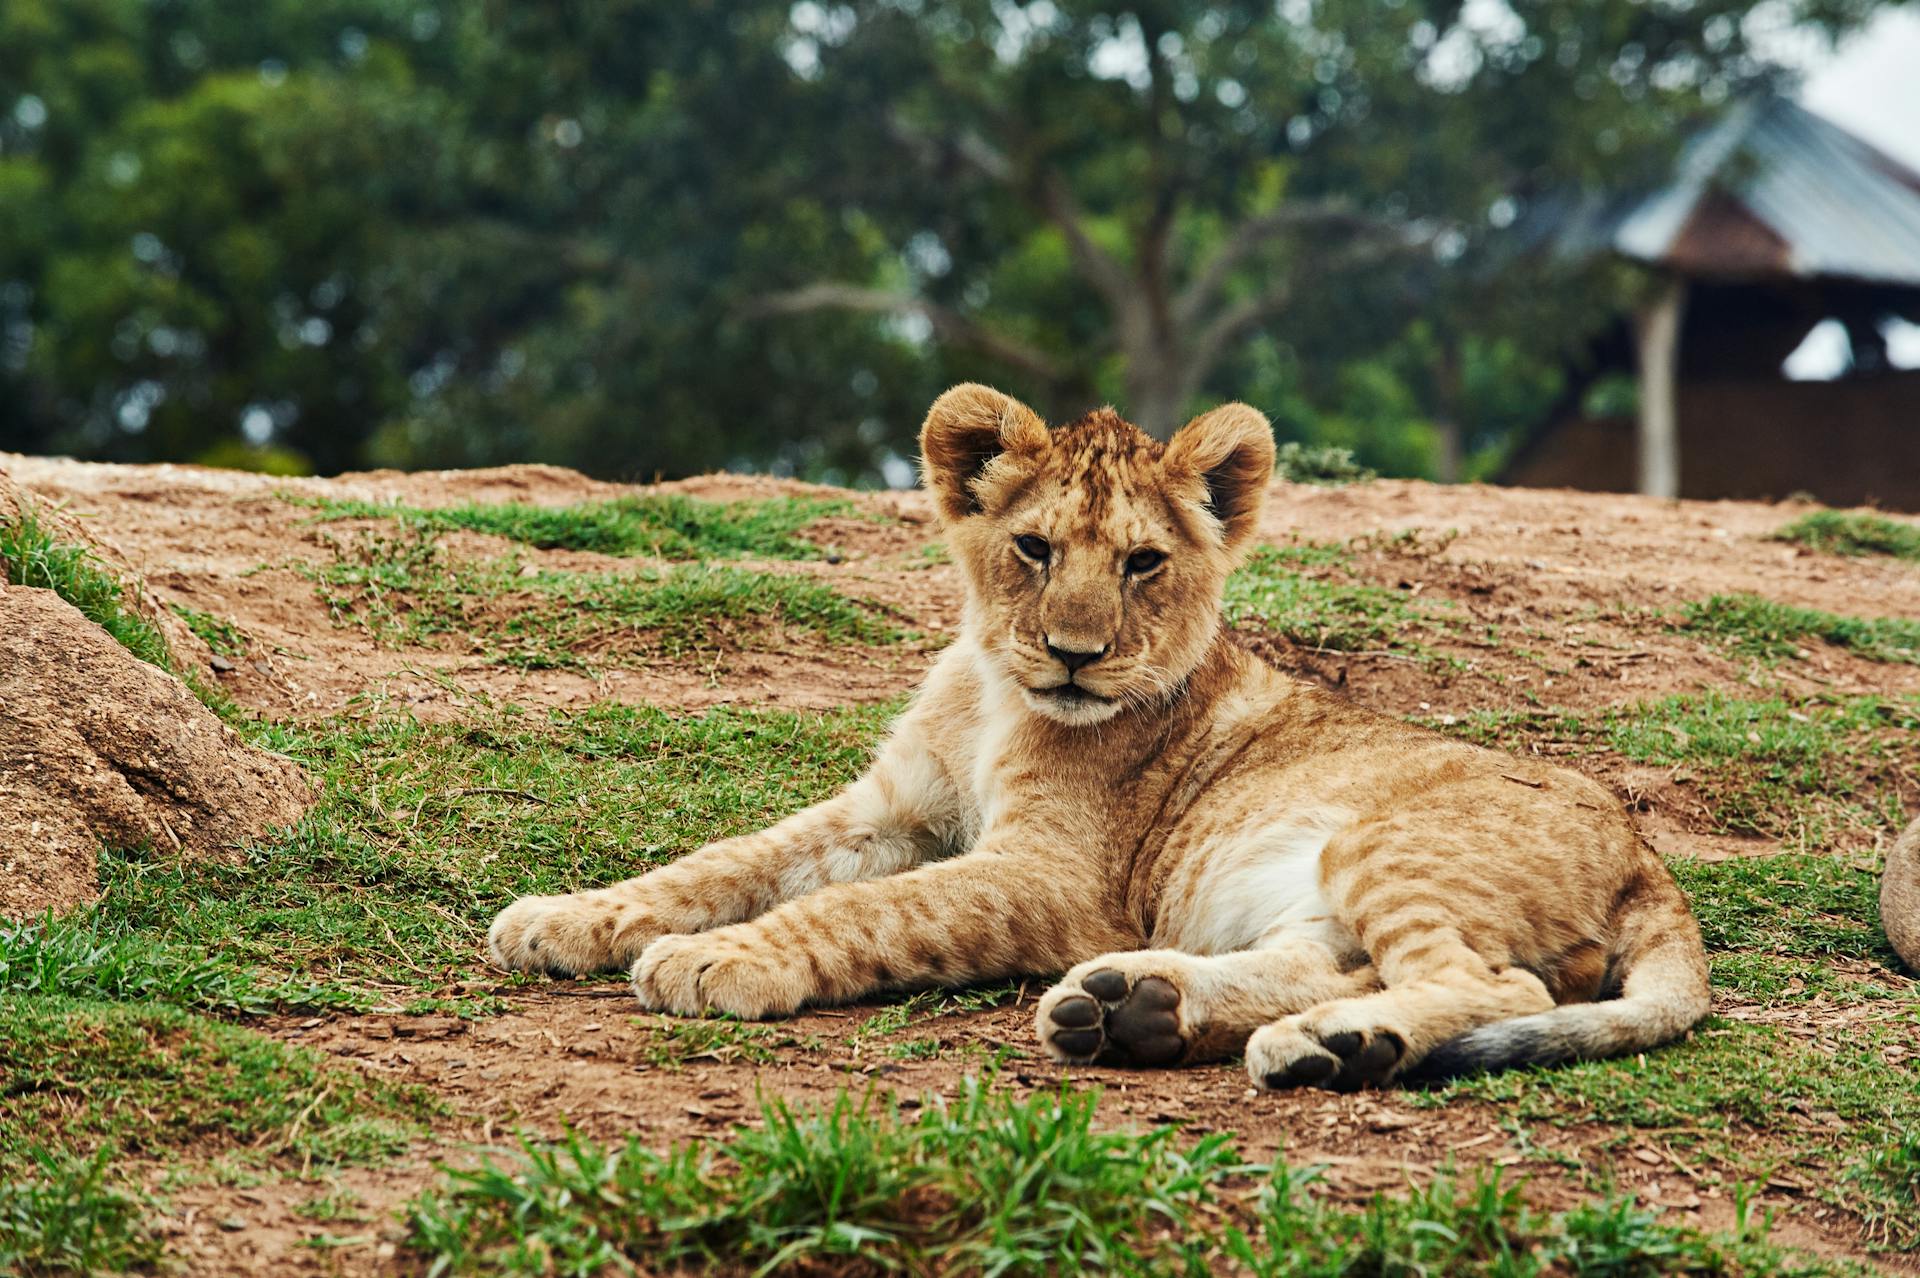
[1499, 95, 1920, 510]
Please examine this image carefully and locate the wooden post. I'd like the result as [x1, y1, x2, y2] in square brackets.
[1635, 278, 1686, 499]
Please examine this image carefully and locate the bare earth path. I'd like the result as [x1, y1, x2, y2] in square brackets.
[7, 452, 1917, 1275]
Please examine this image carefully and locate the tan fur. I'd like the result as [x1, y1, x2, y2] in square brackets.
[489, 385, 1712, 1089]
[1883, 816, 1920, 972]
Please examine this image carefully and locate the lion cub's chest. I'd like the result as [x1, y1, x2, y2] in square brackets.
[1151, 815, 1356, 957]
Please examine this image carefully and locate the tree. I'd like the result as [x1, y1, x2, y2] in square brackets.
[0, 0, 934, 480]
[0, 0, 1895, 480]
[750, 0, 1886, 439]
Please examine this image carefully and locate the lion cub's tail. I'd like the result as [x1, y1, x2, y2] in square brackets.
[1411, 869, 1711, 1081]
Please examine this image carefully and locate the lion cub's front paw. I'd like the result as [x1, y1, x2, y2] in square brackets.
[487, 892, 661, 976]
[632, 930, 810, 1019]
[1036, 961, 1192, 1067]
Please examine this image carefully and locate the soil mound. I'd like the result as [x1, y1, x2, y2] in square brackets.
[1885, 817, 1920, 971]
[0, 465, 204, 663]
[0, 584, 313, 918]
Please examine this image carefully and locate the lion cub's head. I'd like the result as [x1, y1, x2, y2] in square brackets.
[920, 384, 1274, 727]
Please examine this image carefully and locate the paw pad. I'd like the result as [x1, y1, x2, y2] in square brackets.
[1044, 969, 1186, 1067]
[1263, 1028, 1406, 1092]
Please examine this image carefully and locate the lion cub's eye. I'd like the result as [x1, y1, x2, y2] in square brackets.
[1126, 548, 1166, 576]
[1015, 534, 1051, 562]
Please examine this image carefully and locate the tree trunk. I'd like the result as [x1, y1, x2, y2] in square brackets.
[1122, 336, 1202, 440]
[1429, 336, 1466, 483]
[1127, 376, 1184, 440]
[1634, 278, 1686, 499]
[1433, 420, 1463, 484]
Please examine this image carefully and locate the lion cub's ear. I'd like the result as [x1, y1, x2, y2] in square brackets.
[1165, 403, 1276, 553]
[919, 384, 1051, 523]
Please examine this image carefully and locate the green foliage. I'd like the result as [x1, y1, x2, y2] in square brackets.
[3, 0, 1890, 479]
[195, 440, 314, 476]
[1678, 594, 1920, 665]
[0, 500, 173, 670]
[0, 1146, 161, 1277]
[0, 0, 934, 481]
[1773, 511, 1920, 561]
[292, 492, 850, 559]
[1273, 441, 1376, 486]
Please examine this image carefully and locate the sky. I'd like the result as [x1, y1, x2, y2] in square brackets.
[1791, 6, 1920, 171]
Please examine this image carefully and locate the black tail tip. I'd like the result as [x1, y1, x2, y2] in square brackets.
[1406, 1022, 1561, 1084]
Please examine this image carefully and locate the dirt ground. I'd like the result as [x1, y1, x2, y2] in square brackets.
[7, 452, 1919, 1275]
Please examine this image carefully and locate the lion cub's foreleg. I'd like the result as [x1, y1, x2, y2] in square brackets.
[633, 847, 1134, 1018]
[488, 738, 955, 975]
[1035, 941, 1378, 1067]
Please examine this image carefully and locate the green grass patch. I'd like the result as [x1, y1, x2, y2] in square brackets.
[1421, 1020, 1920, 1252]
[0, 1146, 162, 1277]
[0, 998, 432, 1180]
[407, 1079, 1242, 1275]
[89, 702, 891, 991]
[1440, 692, 1918, 853]
[1858, 1127, 1920, 1246]
[306, 525, 897, 670]
[406, 1077, 1858, 1276]
[0, 913, 365, 1015]
[1673, 855, 1894, 963]
[1603, 692, 1916, 848]
[289, 492, 852, 560]
[1678, 594, 1920, 665]
[1670, 854, 1910, 1003]
[170, 602, 249, 660]
[0, 500, 173, 670]
[1226, 1157, 1851, 1277]
[1773, 510, 1920, 561]
[640, 1017, 798, 1068]
[1226, 544, 1450, 653]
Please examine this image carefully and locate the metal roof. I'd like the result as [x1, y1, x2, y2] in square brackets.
[1523, 95, 1920, 288]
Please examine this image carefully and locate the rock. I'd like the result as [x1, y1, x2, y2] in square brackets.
[0, 586, 313, 918]
[1883, 816, 1920, 972]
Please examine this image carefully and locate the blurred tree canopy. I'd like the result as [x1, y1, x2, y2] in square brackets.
[0, 0, 1891, 482]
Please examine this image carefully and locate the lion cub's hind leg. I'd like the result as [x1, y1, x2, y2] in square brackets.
[1036, 941, 1377, 1068]
[1246, 811, 1565, 1091]
[1246, 948, 1554, 1092]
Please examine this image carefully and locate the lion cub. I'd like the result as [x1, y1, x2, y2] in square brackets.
[489, 385, 1709, 1090]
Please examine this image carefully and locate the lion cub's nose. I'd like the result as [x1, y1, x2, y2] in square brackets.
[1046, 641, 1107, 673]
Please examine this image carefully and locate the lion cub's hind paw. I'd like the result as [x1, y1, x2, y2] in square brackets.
[1039, 968, 1187, 1067]
[1248, 1020, 1406, 1093]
